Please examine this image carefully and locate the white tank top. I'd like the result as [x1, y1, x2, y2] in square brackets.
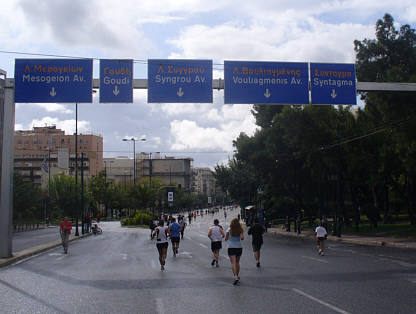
[209, 225, 223, 242]
[156, 226, 168, 243]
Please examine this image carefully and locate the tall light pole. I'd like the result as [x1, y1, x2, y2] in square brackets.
[122, 137, 146, 186]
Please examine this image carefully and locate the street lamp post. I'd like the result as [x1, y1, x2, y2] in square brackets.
[122, 137, 146, 186]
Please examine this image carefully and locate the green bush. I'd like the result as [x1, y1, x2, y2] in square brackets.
[121, 211, 152, 226]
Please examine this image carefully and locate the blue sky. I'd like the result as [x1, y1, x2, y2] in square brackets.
[1, 0, 415, 168]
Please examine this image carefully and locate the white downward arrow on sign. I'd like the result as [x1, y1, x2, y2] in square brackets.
[177, 87, 184, 97]
[264, 88, 271, 98]
[113, 86, 120, 96]
[50, 87, 56, 97]
[331, 89, 337, 99]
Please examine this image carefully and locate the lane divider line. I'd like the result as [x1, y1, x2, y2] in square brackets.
[301, 256, 329, 264]
[292, 288, 351, 314]
[156, 298, 165, 314]
[199, 243, 208, 249]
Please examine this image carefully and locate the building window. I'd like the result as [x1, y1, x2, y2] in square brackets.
[61, 139, 65, 144]
[24, 139, 29, 144]
[38, 139, 42, 144]
[52, 138, 56, 144]
[17, 139, 22, 144]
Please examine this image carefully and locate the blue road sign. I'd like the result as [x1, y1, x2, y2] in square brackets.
[14, 59, 93, 103]
[310, 63, 356, 105]
[100, 59, 133, 103]
[224, 61, 309, 104]
[148, 59, 212, 103]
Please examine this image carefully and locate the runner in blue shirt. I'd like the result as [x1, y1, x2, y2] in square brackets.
[169, 217, 181, 257]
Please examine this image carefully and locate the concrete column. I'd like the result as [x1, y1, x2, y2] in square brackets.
[0, 77, 15, 258]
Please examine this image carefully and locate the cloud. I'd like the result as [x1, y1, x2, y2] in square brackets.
[169, 111, 257, 152]
[168, 16, 373, 63]
[19, 117, 91, 135]
[18, 103, 73, 114]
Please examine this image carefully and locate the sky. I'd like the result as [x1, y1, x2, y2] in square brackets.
[1, 0, 415, 169]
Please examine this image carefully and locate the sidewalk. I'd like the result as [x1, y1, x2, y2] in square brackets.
[268, 228, 416, 249]
[0, 226, 91, 268]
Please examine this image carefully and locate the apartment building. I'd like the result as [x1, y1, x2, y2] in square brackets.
[192, 167, 216, 196]
[14, 125, 103, 186]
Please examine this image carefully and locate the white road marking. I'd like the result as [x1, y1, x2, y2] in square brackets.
[156, 298, 165, 314]
[185, 236, 192, 240]
[301, 256, 329, 264]
[48, 253, 64, 256]
[120, 253, 128, 260]
[198, 234, 207, 238]
[378, 256, 416, 268]
[199, 243, 208, 249]
[221, 254, 229, 259]
[292, 288, 351, 314]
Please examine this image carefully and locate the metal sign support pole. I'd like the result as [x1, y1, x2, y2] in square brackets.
[0, 73, 15, 258]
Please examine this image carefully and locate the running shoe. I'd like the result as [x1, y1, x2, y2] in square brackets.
[256, 262, 260, 268]
[216, 261, 219, 267]
[161, 265, 164, 270]
[211, 259, 216, 266]
[233, 279, 239, 285]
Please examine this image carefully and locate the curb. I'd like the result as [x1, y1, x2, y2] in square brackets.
[268, 229, 416, 249]
[0, 232, 92, 268]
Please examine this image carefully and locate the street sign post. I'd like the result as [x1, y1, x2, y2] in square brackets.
[99, 59, 133, 103]
[168, 191, 174, 207]
[148, 59, 212, 103]
[14, 59, 93, 103]
[310, 63, 356, 105]
[224, 61, 309, 104]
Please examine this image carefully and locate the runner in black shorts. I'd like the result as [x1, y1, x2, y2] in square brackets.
[168, 217, 181, 257]
[152, 220, 170, 270]
[225, 218, 244, 285]
[208, 219, 225, 267]
[248, 218, 265, 267]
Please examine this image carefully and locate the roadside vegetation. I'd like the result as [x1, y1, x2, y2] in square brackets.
[214, 14, 416, 235]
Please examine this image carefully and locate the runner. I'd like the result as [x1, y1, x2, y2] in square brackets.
[188, 213, 192, 225]
[248, 217, 265, 267]
[149, 219, 156, 239]
[208, 219, 225, 267]
[224, 211, 227, 220]
[179, 217, 187, 239]
[59, 216, 72, 254]
[225, 218, 244, 285]
[315, 222, 327, 256]
[152, 220, 170, 270]
[169, 217, 181, 257]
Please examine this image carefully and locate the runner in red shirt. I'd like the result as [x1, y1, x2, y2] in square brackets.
[60, 216, 72, 254]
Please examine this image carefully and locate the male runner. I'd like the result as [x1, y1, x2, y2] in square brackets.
[248, 217, 265, 267]
[179, 218, 187, 239]
[153, 220, 170, 270]
[169, 217, 181, 257]
[60, 216, 72, 254]
[208, 219, 225, 267]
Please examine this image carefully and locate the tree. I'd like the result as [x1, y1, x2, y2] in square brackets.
[13, 172, 43, 223]
[355, 13, 416, 224]
[49, 173, 77, 217]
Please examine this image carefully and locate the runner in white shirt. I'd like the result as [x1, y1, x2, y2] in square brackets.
[315, 223, 327, 256]
[208, 219, 225, 267]
[152, 220, 170, 270]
